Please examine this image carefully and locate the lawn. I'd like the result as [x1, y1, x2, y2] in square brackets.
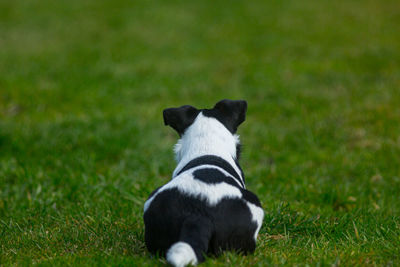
[1, 0, 400, 265]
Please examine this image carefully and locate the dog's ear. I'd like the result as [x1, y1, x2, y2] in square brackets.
[213, 99, 247, 133]
[163, 105, 200, 136]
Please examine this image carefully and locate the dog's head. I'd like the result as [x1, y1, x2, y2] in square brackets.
[163, 99, 247, 162]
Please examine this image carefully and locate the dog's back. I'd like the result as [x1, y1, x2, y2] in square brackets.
[143, 100, 264, 266]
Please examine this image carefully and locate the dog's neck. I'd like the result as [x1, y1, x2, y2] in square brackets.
[172, 113, 243, 180]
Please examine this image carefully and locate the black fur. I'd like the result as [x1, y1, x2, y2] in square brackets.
[176, 155, 245, 188]
[202, 99, 247, 134]
[144, 188, 259, 260]
[163, 105, 200, 136]
[236, 143, 242, 160]
[192, 168, 241, 189]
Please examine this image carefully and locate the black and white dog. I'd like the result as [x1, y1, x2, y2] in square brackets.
[143, 99, 264, 266]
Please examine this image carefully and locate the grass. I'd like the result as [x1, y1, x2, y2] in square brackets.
[1, 0, 400, 265]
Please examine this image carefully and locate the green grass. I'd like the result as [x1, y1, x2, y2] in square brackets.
[1, 0, 400, 265]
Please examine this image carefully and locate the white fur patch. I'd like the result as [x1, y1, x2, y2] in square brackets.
[144, 113, 246, 213]
[246, 202, 264, 240]
[172, 113, 244, 187]
[166, 242, 198, 267]
[143, 165, 243, 213]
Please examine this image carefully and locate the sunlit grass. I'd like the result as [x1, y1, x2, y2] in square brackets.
[1, 0, 399, 265]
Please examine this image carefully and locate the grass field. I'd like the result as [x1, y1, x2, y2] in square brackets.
[1, 0, 400, 265]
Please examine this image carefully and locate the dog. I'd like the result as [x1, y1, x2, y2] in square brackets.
[143, 99, 264, 266]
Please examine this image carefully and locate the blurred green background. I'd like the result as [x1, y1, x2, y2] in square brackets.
[1, 0, 399, 265]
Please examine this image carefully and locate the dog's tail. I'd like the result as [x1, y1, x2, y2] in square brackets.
[166, 216, 213, 267]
